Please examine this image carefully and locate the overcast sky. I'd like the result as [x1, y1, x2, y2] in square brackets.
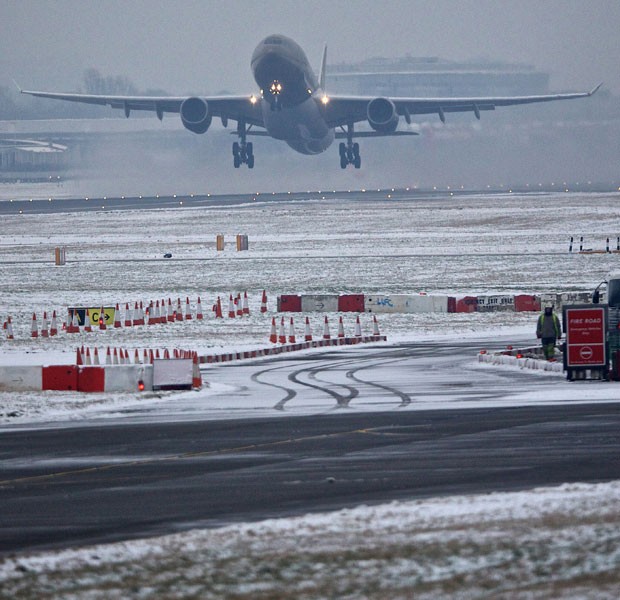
[1, 0, 619, 96]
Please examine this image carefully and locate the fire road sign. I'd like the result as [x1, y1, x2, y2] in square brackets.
[564, 305, 608, 368]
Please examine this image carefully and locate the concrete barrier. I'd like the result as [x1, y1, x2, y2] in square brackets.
[106, 364, 153, 392]
[476, 295, 515, 312]
[366, 294, 449, 313]
[300, 295, 339, 312]
[0, 366, 42, 391]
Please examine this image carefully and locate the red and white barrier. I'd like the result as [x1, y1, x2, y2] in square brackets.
[0, 346, 203, 392]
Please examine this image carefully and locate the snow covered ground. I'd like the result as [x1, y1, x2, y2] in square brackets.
[2, 188, 619, 422]
[1, 187, 620, 596]
[2, 481, 619, 598]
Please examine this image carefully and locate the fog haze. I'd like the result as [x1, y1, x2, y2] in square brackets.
[2, 0, 619, 94]
[1, 1, 619, 196]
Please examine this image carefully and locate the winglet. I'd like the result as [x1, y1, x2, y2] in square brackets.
[318, 43, 327, 91]
[589, 82, 603, 96]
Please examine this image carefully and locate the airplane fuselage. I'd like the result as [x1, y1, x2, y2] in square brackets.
[251, 35, 334, 155]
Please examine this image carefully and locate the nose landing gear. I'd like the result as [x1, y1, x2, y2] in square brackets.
[233, 120, 254, 168]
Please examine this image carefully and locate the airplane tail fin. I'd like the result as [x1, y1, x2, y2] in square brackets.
[318, 43, 327, 91]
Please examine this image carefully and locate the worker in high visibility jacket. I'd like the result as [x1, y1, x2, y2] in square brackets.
[536, 304, 562, 360]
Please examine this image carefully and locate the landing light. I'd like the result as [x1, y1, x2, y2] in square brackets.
[321, 95, 329, 105]
[250, 95, 258, 104]
[270, 81, 283, 95]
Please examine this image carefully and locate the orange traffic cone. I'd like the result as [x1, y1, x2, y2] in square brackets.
[6, 316, 14, 340]
[65, 311, 77, 334]
[50, 310, 58, 336]
[242, 291, 250, 315]
[337, 316, 345, 338]
[76, 347, 83, 366]
[278, 317, 287, 344]
[260, 290, 268, 313]
[215, 296, 223, 319]
[99, 307, 107, 330]
[236, 293, 243, 317]
[288, 317, 296, 344]
[304, 316, 312, 341]
[124, 303, 132, 327]
[373, 315, 380, 336]
[41, 312, 49, 338]
[85, 347, 92, 365]
[106, 347, 112, 365]
[354, 315, 362, 338]
[83, 309, 92, 333]
[132, 302, 140, 326]
[185, 297, 192, 320]
[228, 295, 236, 318]
[196, 297, 204, 320]
[269, 317, 277, 343]
[165, 298, 172, 323]
[192, 352, 202, 389]
[31, 313, 38, 338]
[323, 316, 331, 340]
[93, 347, 100, 365]
[114, 304, 122, 328]
[176, 298, 183, 322]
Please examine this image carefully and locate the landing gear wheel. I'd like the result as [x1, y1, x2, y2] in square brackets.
[233, 154, 241, 168]
[247, 154, 255, 169]
[337, 133, 362, 168]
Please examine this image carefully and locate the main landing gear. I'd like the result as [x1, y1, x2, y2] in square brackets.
[339, 142, 361, 169]
[233, 141, 254, 168]
[233, 120, 254, 169]
[339, 122, 361, 169]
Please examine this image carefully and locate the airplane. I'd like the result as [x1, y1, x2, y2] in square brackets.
[20, 34, 601, 170]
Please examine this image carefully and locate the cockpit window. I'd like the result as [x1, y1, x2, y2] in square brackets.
[264, 36, 283, 45]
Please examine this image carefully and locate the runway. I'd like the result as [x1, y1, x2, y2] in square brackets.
[2, 340, 619, 556]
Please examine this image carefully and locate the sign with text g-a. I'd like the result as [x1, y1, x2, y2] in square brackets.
[565, 305, 608, 367]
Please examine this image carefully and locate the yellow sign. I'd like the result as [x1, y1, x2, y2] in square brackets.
[69, 307, 116, 326]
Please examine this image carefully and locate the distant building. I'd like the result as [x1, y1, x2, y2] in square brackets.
[326, 56, 550, 97]
[0, 139, 68, 175]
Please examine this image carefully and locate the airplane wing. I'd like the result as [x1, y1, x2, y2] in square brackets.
[323, 84, 602, 129]
[19, 89, 265, 127]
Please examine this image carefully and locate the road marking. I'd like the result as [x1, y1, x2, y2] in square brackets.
[0, 428, 376, 488]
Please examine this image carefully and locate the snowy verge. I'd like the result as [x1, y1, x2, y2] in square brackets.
[1, 481, 619, 599]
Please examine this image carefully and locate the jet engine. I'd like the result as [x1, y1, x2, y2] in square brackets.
[180, 97, 212, 134]
[367, 97, 399, 133]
